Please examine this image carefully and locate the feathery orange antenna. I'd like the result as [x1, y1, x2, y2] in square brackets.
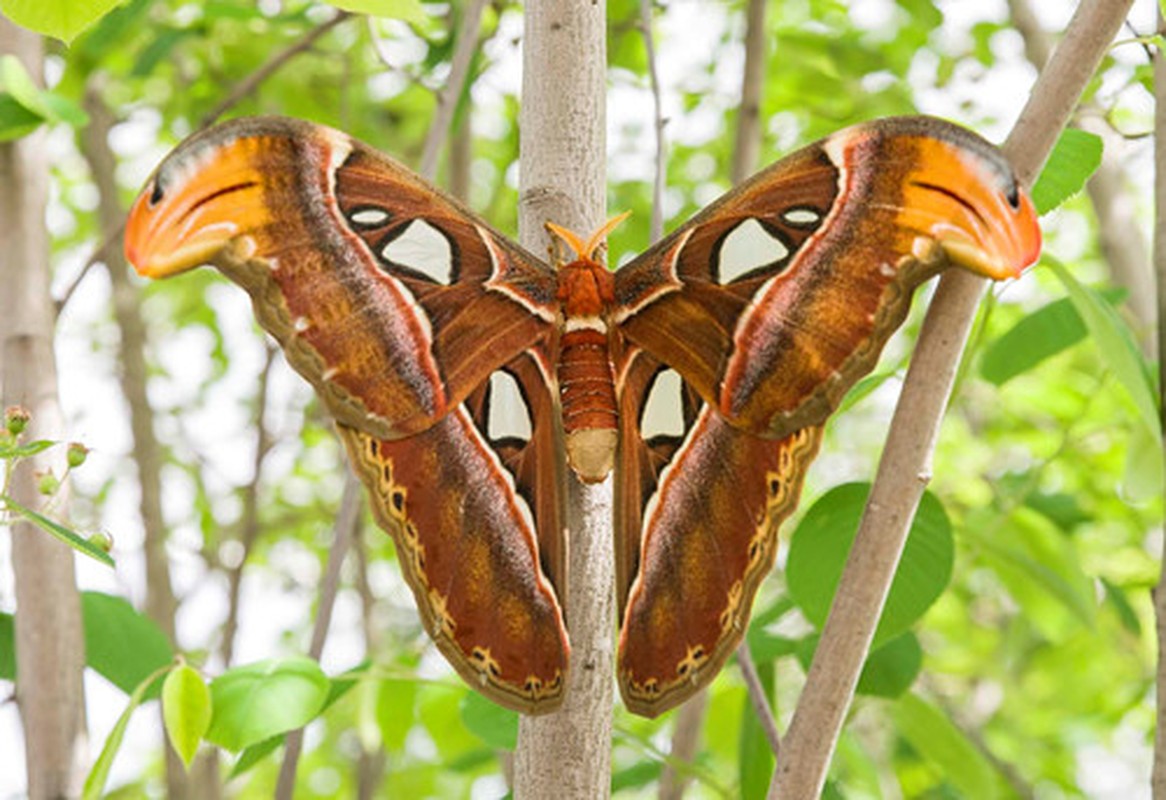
[546, 211, 631, 263]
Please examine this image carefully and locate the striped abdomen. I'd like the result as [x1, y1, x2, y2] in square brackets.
[557, 261, 618, 482]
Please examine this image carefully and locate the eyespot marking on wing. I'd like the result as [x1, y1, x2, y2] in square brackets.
[486, 370, 533, 446]
[715, 218, 790, 284]
[781, 207, 822, 228]
[380, 219, 455, 285]
[348, 206, 392, 228]
[640, 368, 686, 443]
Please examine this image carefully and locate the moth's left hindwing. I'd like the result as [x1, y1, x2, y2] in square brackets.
[338, 346, 569, 713]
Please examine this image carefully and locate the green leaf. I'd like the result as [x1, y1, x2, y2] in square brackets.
[205, 657, 330, 751]
[1030, 129, 1103, 214]
[0, 611, 13, 680]
[0, 439, 56, 459]
[460, 691, 518, 750]
[0, 0, 131, 43]
[83, 664, 172, 800]
[163, 664, 212, 768]
[980, 290, 1125, 385]
[1123, 418, 1163, 502]
[611, 760, 663, 792]
[376, 678, 419, 752]
[1048, 258, 1159, 438]
[787, 484, 953, 647]
[82, 591, 173, 695]
[969, 508, 1096, 636]
[0, 58, 87, 135]
[892, 693, 999, 799]
[325, 0, 428, 25]
[229, 735, 283, 779]
[0, 56, 49, 117]
[856, 632, 922, 698]
[0, 94, 44, 141]
[4, 496, 114, 566]
[1102, 578, 1142, 636]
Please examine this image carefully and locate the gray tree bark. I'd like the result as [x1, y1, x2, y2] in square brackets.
[512, 1, 613, 797]
[0, 18, 88, 799]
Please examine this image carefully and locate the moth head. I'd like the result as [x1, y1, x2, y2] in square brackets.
[545, 210, 631, 268]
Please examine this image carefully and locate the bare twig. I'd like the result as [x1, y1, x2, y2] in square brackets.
[737, 646, 781, 757]
[769, 2, 1133, 797]
[1151, 10, 1166, 798]
[199, 10, 352, 128]
[638, 0, 665, 242]
[54, 221, 123, 316]
[731, 0, 767, 185]
[79, 78, 189, 800]
[219, 344, 279, 667]
[274, 474, 363, 800]
[418, 0, 489, 180]
[658, 690, 709, 800]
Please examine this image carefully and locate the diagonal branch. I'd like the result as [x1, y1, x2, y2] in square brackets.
[199, 10, 352, 128]
[638, 0, 665, 242]
[768, 1, 1134, 797]
[274, 474, 363, 800]
[418, 0, 489, 180]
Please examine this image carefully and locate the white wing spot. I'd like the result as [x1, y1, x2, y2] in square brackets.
[783, 208, 821, 226]
[349, 207, 391, 227]
[487, 371, 532, 444]
[381, 220, 454, 284]
[717, 218, 789, 284]
[640, 369, 686, 441]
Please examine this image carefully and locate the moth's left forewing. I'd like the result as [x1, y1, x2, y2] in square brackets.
[614, 347, 822, 717]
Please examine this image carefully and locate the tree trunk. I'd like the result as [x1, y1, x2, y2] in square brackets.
[0, 18, 88, 799]
[512, 1, 613, 797]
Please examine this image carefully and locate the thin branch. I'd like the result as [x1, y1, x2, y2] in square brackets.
[274, 474, 363, 800]
[418, 0, 489, 180]
[731, 0, 767, 185]
[199, 10, 352, 128]
[219, 344, 279, 668]
[768, 1, 1134, 797]
[657, 689, 708, 800]
[79, 77, 189, 800]
[638, 0, 665, 242]
[1151, 9, 1166, 798]
[737, 646, 781, 757]
[54, 221, 123, 316]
